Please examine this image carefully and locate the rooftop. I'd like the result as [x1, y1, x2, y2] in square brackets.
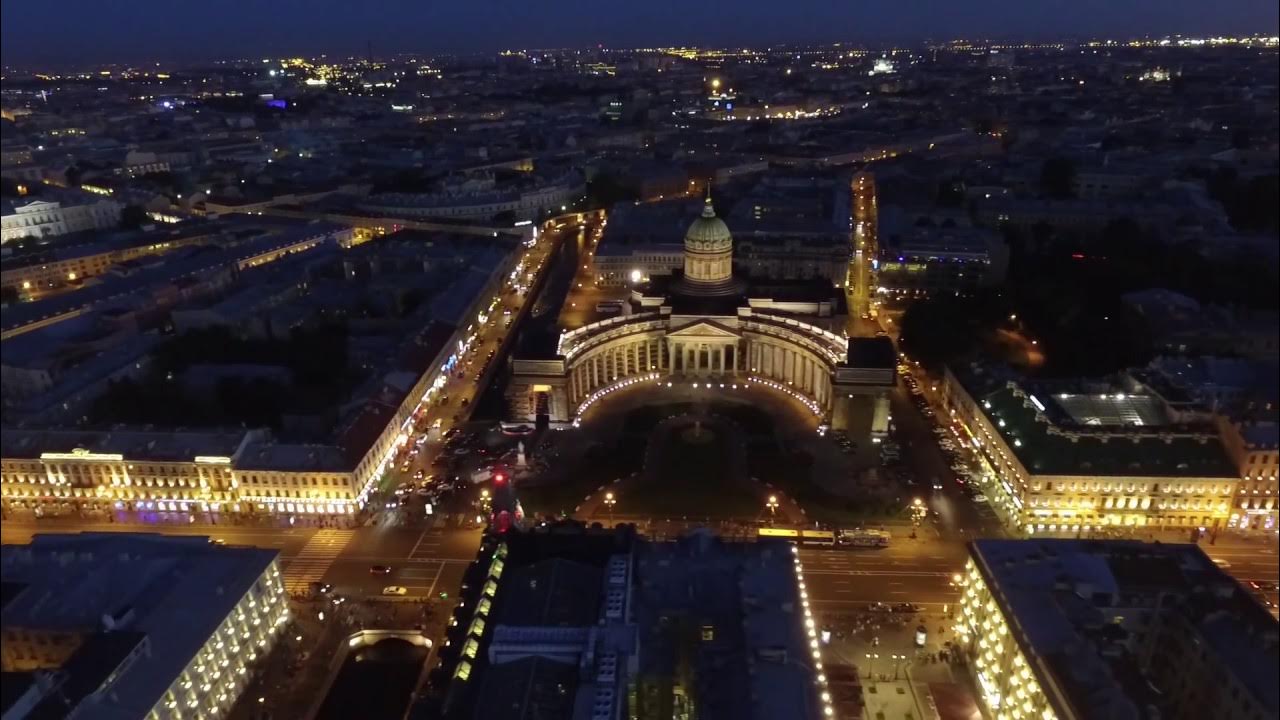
[0, 533, 279, 720]
[970, 539, 1279, 720]
[955, 366, 1238, 479]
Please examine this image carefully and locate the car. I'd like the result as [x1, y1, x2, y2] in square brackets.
[866, 602, 891, 613]
[1211, 558, 1232, 569]
[1249, 581, 1278, 592]
[369, 565, 392, 575]
[382, 586, 409, 596]
[951, 465, 968, 473]
[972, 494, 988, 503]
[893, 602, 920, 613]
[443, 428, 460, 440]
[210, 538, 226, 545]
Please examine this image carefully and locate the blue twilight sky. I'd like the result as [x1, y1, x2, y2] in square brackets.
[2, 0, 1278, 66]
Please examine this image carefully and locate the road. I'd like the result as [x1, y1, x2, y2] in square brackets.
[799, 540, 965, 610]
[0, 517, 483, 602]
[557, 218, 634, 331]
[845, 170, 878, 336]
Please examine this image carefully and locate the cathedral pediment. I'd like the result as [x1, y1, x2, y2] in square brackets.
[666, 320, 741, 338]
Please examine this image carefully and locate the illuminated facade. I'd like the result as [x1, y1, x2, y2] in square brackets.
[1219, 419, 1279, 534]
[1, 193, 122, 244]
[0, 533, 289, 720]
[507, 198, 895, 438]
[0, 437, 249, 517]
[1, 230, 518, 519]
[955, 539, 1278, 720]
[942, 365, 1240, 535]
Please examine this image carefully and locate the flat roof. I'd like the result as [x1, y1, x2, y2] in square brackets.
[1, 533, 278, 720]
[955, 368, 1237, 478]
[0, 428, 248, 463]
[971, 539, 1279, 720]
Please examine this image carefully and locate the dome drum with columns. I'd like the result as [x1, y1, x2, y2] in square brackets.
[507, 194, 896, 445]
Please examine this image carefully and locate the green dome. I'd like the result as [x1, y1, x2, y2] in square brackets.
[684, 198, 732, 250]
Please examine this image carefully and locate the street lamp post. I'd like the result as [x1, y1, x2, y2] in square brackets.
[766, 495, 779, 523]
[910, 497, 926, 538]
[603, 491, 616, 525]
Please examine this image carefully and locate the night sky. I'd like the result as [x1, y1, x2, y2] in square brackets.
[2, 0, 1278, 66]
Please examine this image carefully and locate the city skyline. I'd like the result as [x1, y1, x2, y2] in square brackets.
[1, 9, 1275, 719]
[2, 0, 1278, 65]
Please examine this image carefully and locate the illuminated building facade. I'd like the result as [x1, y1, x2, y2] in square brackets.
[1219, 419, 1279, 534]
[1, 230, 518, 519]
[0, 533, 289, 720]
[942, 364, 1240, 535]
[955, 539, 1278, 720]
[507, 197, 895, 441]
[2, 192, 123, 244]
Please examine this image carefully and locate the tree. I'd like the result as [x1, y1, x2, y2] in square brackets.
[1039, 156, 1077, 199]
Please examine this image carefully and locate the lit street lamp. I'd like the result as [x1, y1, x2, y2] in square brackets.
[766, 495, 779, 522]
[603, 491, 617, 524]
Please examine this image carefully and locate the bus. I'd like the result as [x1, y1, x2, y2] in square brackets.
[838, 529, 891, 548]
[758, 527, 799, 540]
[799, 530, 837, 547]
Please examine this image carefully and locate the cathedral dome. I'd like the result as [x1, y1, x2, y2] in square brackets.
[684, 197, 732, 251]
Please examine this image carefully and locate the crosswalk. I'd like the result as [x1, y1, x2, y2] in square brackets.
[283, 529, 354, 593]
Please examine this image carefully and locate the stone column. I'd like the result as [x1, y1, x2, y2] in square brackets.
[684, 345, 692, 374]
[591, 355, 599, 387]
[732, 343, 738, 373]
[668, 342, 676, 373]
[717, 345, 725, 374]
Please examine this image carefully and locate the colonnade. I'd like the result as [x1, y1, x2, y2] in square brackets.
[569, 336, 667, 405]
[566, 334, 833, 410]
[747, 339, 832, 407]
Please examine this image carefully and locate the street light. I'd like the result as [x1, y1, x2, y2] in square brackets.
[891, 653, 905, 680]
[603, 491, 617, 524]
[766, 495, 779, 520]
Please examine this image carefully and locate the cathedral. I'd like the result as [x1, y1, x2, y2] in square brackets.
[507, 195, 895, 443]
